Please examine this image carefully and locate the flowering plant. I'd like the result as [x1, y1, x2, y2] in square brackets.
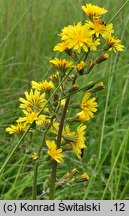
[5, 3, 124, 199]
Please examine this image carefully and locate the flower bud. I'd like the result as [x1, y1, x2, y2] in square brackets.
[53, 94, 59, 107]
[83, 60, 95, 74]
[71, 168, 77, 175]
[50, 72, 59, 83]
[76, 61, 85, 75]
[91, 82, 105, 92]
[68, 84, 80, 93]
[95, 53, 109, 64]
[82, 81, 95, 91]
[76, 172, 90, 182]
[32, 152, 39, 160]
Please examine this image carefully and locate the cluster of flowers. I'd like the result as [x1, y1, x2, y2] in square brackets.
[6, 3, 124, 183]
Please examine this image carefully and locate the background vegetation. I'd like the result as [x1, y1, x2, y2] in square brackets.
[0, 0, 129, 199]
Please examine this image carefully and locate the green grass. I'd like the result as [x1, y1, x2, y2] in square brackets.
[0, 0, 129, 200]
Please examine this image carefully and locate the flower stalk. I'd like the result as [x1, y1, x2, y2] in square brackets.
[49, 97, 70, 199]
[32, 123, 52, 200]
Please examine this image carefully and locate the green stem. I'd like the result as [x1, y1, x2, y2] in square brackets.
[32, 162, 39, 199]
[49, 97, 70, 200]
[32, 126, 50, 200]
[57, 98, 70, 148]
[49, 160, 58, 200]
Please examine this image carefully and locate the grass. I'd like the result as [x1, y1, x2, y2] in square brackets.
[0, 0, 129, 199]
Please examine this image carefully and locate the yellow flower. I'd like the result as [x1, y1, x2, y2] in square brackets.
[80, 92, 98, 120]
[76, 110, 90, 122]
[17, 110, 38, 124]
[50, 72, 59, 83]
[36, 114, 50, 126]
[19, 89, 46, 112]
[49, 58, 73, 71]
[81, 3, 107, 20]
[31, 80, 55, 92]
[59, 22, 100, 53]
[70, 124, 87, 158]
[86, 20, 114, 38]
[76, 61, 85, 72]
[77, 172, 90, 182]
[104, 36, 124, 52]
[54, 41, 69, 52]
[32, 152, 39, 160]
[93, 82, 105, 91]
[6, 122, 26, 135]
[46, 140, 64, 163]
[80, 172, 90, 181]
[64, 124, 86, 158]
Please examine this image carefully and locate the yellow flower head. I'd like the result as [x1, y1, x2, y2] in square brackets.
[80, 172, 90, 181]
[17, 110, 38, 124]
[76, 61, 85, 72]
[31, 80, 55, 92]
[65, 124, 86, 158]
[80, 92, 98, 120]
[76, 110, 90, 122]
[32, 152, 39, 160]
[104, 36, 124, 52]
[59, 22, 99, 53]
[82, 3, 107, 20]
[86, 20, 114, 38]
[50, 71, 59, 83]
[49, 58, 73, 71]
[70, 124, 87, 158]
[46, 140, 64, 163]
[6, 122, 26, 135]
[54, 41, 69, 52]
[19, 89, 46, 112]
[77, 172, 90, 182]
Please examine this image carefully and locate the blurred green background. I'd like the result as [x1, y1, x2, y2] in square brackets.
[0, 0, 129, 199]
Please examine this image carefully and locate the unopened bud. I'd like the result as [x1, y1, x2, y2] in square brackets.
[77, 172, 90, 182]
[71, 168, 77, 175]
[96, 53, 109, 64]
[53, 94, 59, 107]
[32, 152, 39, 160]
[91, 82, 105, 92]
[76, 61, 85, 75]
[82, 81, 95, 91]
[84, 60, 95, 74]
[68, 84, 80, 93]
[50, 72, 59, 83]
